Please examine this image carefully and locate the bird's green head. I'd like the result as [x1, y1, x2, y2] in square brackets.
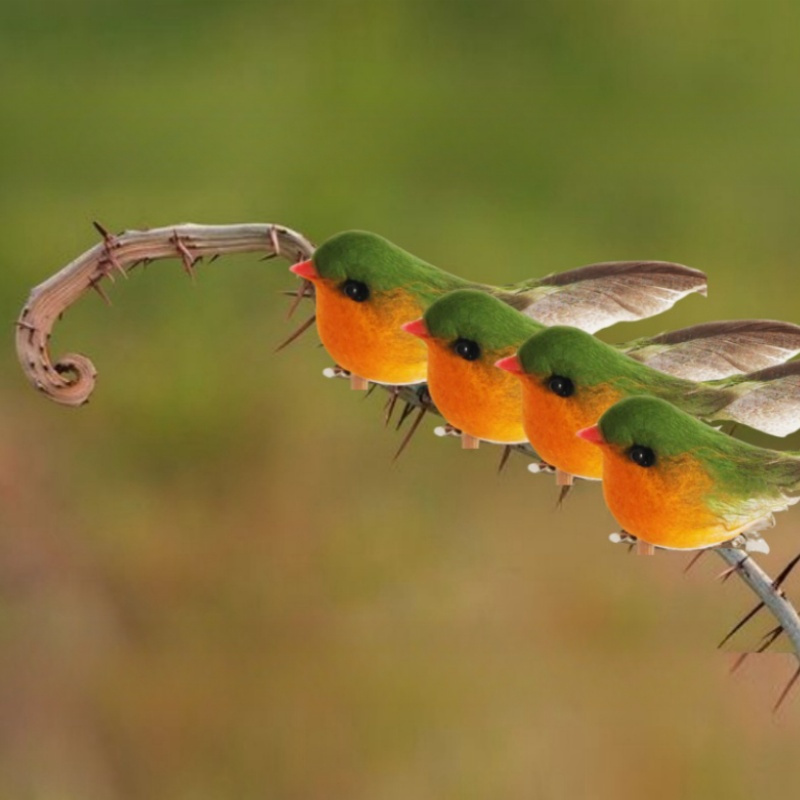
[517, 326, 641, 386]
[595, 395, 718, 464]
[421, 289, 541, 363]
[586, 396, 800, 503]
[304, 230, 462, 302]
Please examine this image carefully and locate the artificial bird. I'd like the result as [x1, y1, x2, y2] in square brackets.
[578, 395, 800, 551]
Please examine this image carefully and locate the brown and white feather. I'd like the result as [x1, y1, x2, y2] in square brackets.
[507, 260, 707, 333]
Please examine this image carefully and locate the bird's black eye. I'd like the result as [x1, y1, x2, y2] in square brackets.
[453, 338, 481, 361]
[342, 279, 369, 302]
[629, 445, 656, 468]
[547, 375, 574, 398]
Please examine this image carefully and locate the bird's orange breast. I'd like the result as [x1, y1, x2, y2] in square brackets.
[520, 378, 623, 479]
[314, 280, 428, 384]
[426, 342, 526, 443]
[600, 447, 730, 549]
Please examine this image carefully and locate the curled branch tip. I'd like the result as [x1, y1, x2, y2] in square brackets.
[16, 222, 315, 406]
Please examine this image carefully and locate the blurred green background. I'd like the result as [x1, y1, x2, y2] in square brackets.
[3, 1, 800, 797]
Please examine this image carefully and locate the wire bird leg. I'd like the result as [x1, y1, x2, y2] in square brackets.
[16, 222, 315, 405]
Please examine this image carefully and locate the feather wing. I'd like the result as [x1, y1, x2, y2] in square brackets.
[504, 261, 707, 333]
[623, 320, 800, 380]
[717, 360, 800, 437]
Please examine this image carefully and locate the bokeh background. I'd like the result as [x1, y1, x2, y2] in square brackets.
[3, 1, 800, 797]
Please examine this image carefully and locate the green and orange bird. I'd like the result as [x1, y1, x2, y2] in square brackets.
[577, 395, 800, 552]
[403, 289, 800, 447]
[288, 231, 710, 386]
[496, 325, 800, 482]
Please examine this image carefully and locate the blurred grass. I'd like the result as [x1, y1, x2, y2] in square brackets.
[3, 1, 800, 798]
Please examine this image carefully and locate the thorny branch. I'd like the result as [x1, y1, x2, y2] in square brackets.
[16, 222, 315, 406]
[16, 220, 800, 707]
[715, 548, 800, 709]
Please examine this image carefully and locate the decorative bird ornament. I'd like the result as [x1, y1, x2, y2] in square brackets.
[578, 395, 800, 551]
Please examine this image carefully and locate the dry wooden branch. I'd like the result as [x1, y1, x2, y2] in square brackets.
[16, 222, 315, 406]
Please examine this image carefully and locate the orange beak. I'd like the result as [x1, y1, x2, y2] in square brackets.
[289, 259, 320, 280]
[402, 318, 431, 339]
[577, 424, 604, 445]
[494, 354, 524, 374]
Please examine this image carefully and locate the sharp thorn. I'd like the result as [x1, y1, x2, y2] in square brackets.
[384, 388, 400, 427]
[773, 665, 800, 713]
[395, 401, 415, 431]
[717, 564, 741, 583]
[274, 314, 316, 352]
[757, 625, 783, 653]
[286, 278, 312, 319]
[102, 252, 127, 280]
[94, 221, 127, 279]
[774, 550, 800, 590]
[172, 231, 197, 279]
[393, 406, 427, 462]
[89, 280, 112, 306]
[269, 225, 281, 256]
[497, 445, 512, 474]
[729, 652, 749, 674]
[555, 483, 573, 508]
[718, 600, 765, 648]
[92, 220, 111, 238]
[260, 253, 278, 261]
[364, 383, 378, 399]
[684, 550, 706, 574]
[209, 253, 221, 263]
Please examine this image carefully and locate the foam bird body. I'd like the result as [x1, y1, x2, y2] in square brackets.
[580, 396, 800, 550]
[506, 326, 800, 477]
[290, 231, 708, 385]
[410, 291, 800, 445]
